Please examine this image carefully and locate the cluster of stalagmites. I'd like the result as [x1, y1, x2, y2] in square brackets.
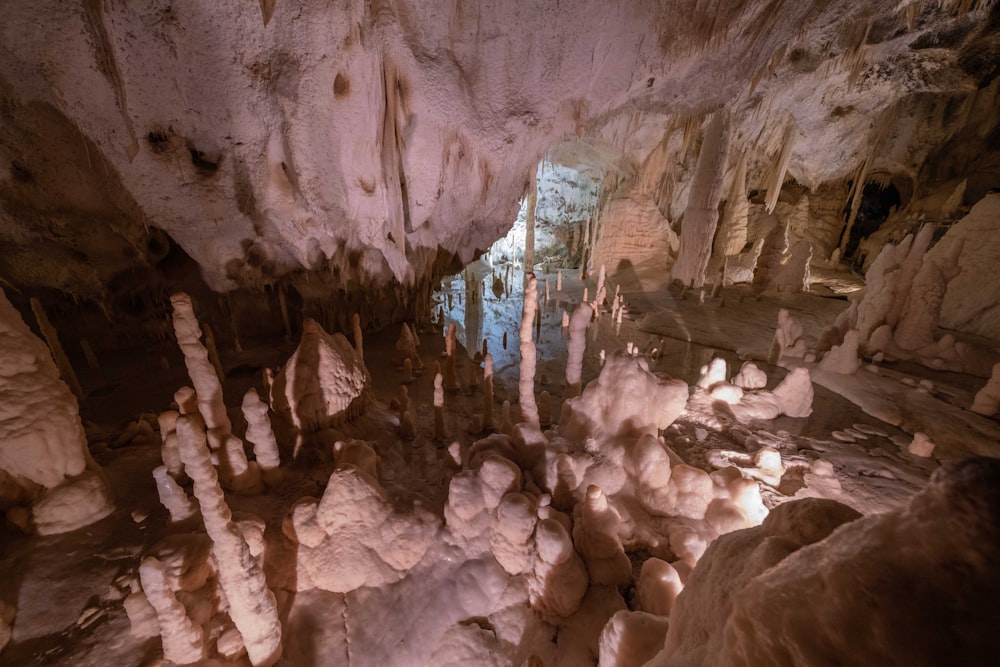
[129, 292, 387, 665]
[119, 268, 998, 666]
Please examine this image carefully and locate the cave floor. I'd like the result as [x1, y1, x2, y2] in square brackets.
[2, 259, 998, 666]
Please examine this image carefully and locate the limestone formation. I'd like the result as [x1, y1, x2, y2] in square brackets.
[175, 416, 282, 667]
[269, 319, 371, 434]
[519, 275, 540, 426]
[0, 289, 113, 534]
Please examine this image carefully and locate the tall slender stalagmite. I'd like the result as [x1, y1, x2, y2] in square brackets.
[175, 416, 282, 666]
[565, 302, 594, 399]
[171, 293, 232, 435]
[139, 556, 206, 664]
[519, 274, 540, 426]
[483, 353, 495, 430]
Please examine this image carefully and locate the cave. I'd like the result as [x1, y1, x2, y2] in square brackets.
[2, 2, 1000, 666]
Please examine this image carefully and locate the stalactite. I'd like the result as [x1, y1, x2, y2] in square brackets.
[525, 166, 537, 272]
[80, 339, 100, 370]
[29, 298, 83, 400]
[259, 0, 277, 25]
[763, 121, 797, 214]
[714, 151, 749, 261]
[277, 286, 292, 342]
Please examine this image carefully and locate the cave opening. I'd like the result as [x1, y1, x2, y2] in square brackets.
[487, 155, 603, 271]
[844, 180, 902, 260]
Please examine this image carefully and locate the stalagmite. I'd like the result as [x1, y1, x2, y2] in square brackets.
[398, 410, 415, 440]
[352, 313, 364, 361]
[819, 330, 862, 375]
[595, 264, 607, 310]
[170, 293, 232, 435]
[391, 323, 422, 370]
[433, 371, 446, 440]
[403, 357, 414, 383]
[528, 518, 588, 620]
[564, 302, 594, 399]
[269, 319, 371, 433]
[572, 485, 631, 585]
[731, 362, 767, 390]
[241, 389, 281, 482]
[399, 384, 410, 414]
[156, 410, 184, 480]
[637, 558, 683, 617]
[444, 323, 459, 390]
[770, 308, 807, 363]
[174, 386, 199, 417]
[29, 297, 83, 400]
[771, 240, 812, 293]
[672, 112, 730, 289]
[175, 416, 282, 666]
[519, 274, 540, 426]
[971, 362, 1000, 416]
[152, 465, 196, 522]
[483, 353, 495, 431]
[490, 492, 537, 576]
[557, 270, 563, 292]
[138, 556, 206, 664]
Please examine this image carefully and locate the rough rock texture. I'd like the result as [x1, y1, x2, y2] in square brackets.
[650, 458, 1000, 667]
[0, 289, 114, 534]
[0, 289, 90, 488]
[648, 498, 864, 666]
[560, 351, 688, 442]
[269, 318, 371, 434]
[288, 465, 439, 592]
[592, 194, 679, 273]
[928, 193, 1000, 339]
